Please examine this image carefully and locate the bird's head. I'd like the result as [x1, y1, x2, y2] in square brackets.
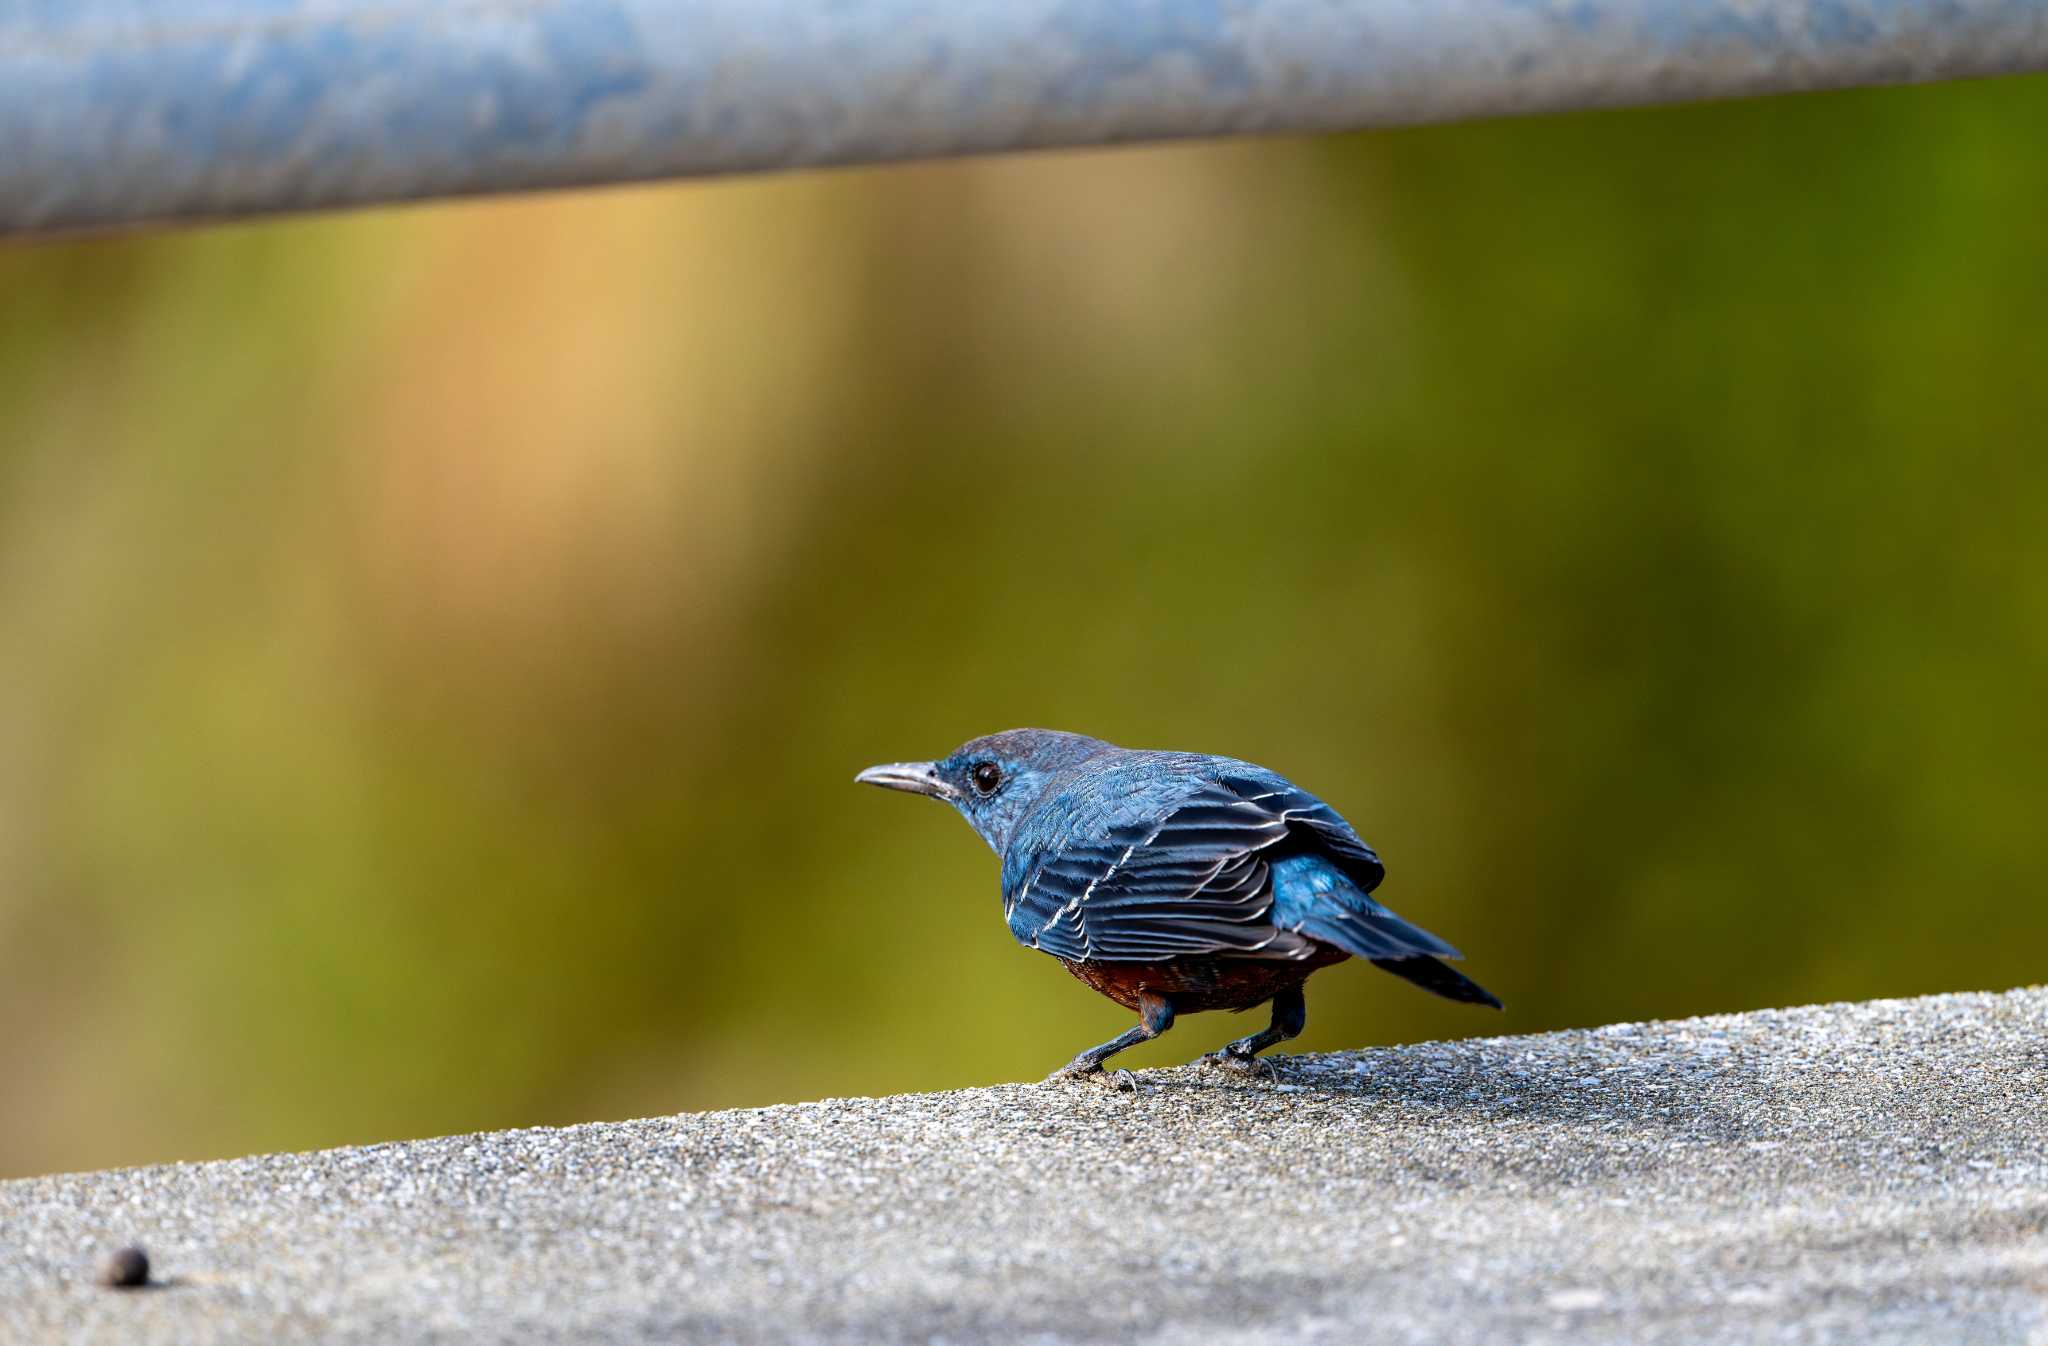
[856, 728, 1112, 855]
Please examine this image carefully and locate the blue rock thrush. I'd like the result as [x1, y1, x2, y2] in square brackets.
[857, 729, 1500, 1086]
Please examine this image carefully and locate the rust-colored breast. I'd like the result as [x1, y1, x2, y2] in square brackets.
[1060, 946, 1349, 1014]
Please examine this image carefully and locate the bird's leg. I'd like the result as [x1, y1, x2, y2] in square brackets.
[1046, 991, 1174, 1090]
[1200, 985, 1306, 1079]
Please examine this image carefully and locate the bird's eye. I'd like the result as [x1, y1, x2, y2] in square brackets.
[970, 762, 1004, 795]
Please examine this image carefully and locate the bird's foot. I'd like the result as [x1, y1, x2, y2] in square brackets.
[1044, 1063, 1142, 1093]
[1199, 1049, 1279, 1081]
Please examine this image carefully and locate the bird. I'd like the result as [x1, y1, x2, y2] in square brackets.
[856, 729, 1499, 1086]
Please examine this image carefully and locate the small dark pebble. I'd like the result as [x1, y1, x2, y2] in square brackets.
[98, 1245, 150, 1289]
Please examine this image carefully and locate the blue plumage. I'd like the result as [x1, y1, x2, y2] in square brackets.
[857, 728, 1499, 1085]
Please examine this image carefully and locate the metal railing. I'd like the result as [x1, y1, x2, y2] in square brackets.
[4, 0, 2046, 237]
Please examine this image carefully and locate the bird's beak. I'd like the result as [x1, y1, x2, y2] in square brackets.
[854, 761, 959, 801]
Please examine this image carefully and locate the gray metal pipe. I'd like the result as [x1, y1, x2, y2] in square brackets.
[4, 0, 2046, 237]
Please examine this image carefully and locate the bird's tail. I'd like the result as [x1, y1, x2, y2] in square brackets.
[1268, 853, 1502, 1009]
[1370, 956, 1503, 1009]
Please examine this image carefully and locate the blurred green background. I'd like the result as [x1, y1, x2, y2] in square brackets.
[3, 77, 2045, 1180]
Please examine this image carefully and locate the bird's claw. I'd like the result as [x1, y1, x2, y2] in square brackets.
[1044, 1064, 1142, 1093]
[1200, 1050, 1278, 1081]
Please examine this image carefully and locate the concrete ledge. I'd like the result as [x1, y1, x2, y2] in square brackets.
[3, 988, 2044, 1344]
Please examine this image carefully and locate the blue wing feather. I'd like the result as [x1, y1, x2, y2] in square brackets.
[1001, 754, 1454, 964]
[1268, 852, 1461, 960]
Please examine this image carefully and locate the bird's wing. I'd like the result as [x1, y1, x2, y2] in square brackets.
[1219, 766, 1386, 893]
[1005, 768, 1379, 962]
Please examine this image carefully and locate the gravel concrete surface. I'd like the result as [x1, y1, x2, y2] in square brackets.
[3, 988, 2045, 1345]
